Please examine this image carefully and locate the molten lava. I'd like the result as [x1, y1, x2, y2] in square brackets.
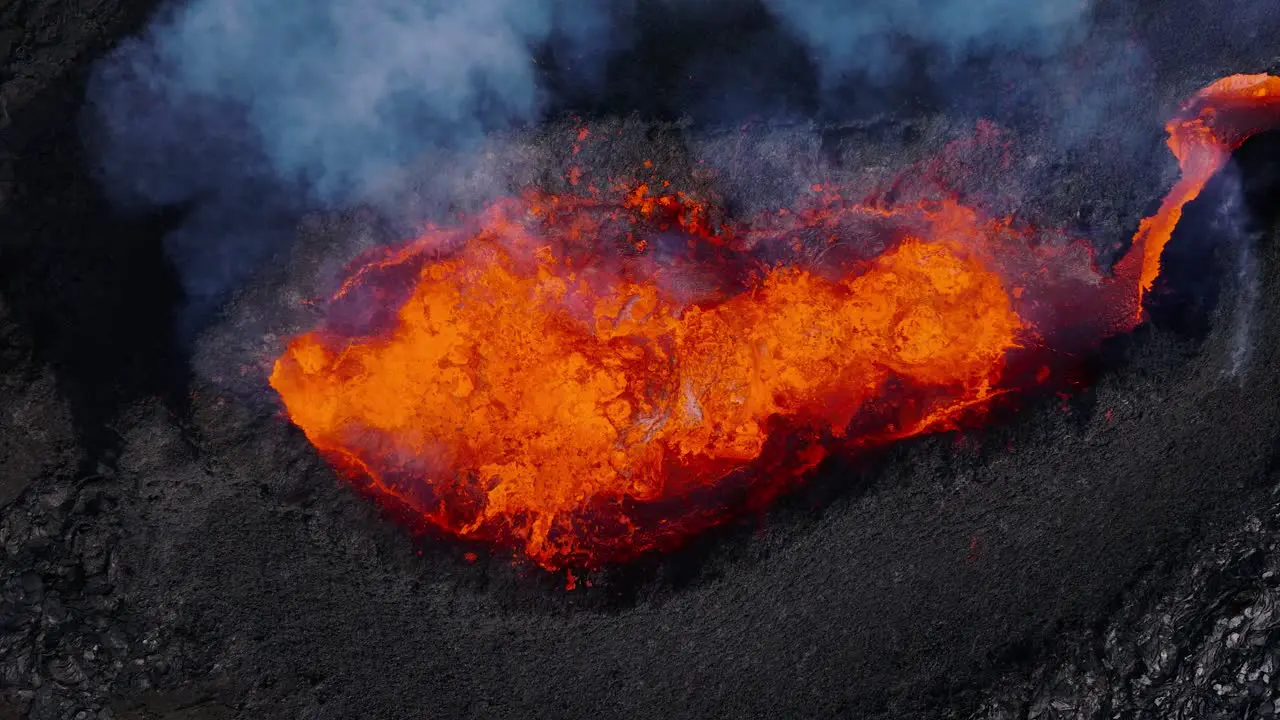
[1115, 74, 1280, 316]
[270, 74, 1280, 571]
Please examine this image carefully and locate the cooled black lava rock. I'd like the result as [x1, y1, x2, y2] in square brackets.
[4, 1, 1280, 719]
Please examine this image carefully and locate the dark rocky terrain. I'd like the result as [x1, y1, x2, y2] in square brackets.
[4, 1, 1280, 718]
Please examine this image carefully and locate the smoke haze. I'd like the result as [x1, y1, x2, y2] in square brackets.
[86, 0, 1108, 207]
[87, 0, 626, 205]
[760, 0, 1090, 86]
[81, 0, 1177, 331]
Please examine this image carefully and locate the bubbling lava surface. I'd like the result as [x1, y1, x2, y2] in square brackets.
[270, 75, 1280, 571]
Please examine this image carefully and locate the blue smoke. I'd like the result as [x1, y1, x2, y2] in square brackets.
[87, 0, 621, 206]
[84, 0, 629, 329]
[80, 0, 1151, 335]
[759, 0, 1090, 87]
[86, 0, 1091, 214]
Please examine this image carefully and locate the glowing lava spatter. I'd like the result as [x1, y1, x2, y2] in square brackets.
[271, 74, 1280, 571]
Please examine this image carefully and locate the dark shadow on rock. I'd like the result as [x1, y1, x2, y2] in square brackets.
[0, 36, 192, 464]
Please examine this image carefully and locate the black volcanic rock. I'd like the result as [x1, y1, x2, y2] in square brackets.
[3, 1, 1280, 719]
[0, 297, 80, 509]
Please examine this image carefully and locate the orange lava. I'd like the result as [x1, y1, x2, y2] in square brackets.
[1116, 74, 1280, 317]
[271, 74, 1280, 571]
[270, 188, 1029, 568]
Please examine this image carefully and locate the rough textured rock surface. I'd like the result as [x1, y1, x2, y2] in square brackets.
[3, 1, 1280, 719]
[0, 297, 81, 510]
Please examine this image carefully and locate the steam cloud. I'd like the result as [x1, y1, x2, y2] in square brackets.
[88, 0, 1100, 206]
[86, 0, 628, 326]
[83, 0, 1128, 330]
[759, 0, 1089, 86]
[88, 0, 623, 205]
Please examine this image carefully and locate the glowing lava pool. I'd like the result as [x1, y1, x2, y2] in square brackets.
[270, 75, 1280, 571]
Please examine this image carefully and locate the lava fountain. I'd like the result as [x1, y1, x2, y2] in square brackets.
[269, 75, 1280, 571]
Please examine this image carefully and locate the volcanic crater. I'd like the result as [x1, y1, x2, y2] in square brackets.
[5, 0, 1280, 719]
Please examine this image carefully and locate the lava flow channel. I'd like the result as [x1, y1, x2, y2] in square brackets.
[270, 74, 1280, 571]
[1115, 73, 1280, 315]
